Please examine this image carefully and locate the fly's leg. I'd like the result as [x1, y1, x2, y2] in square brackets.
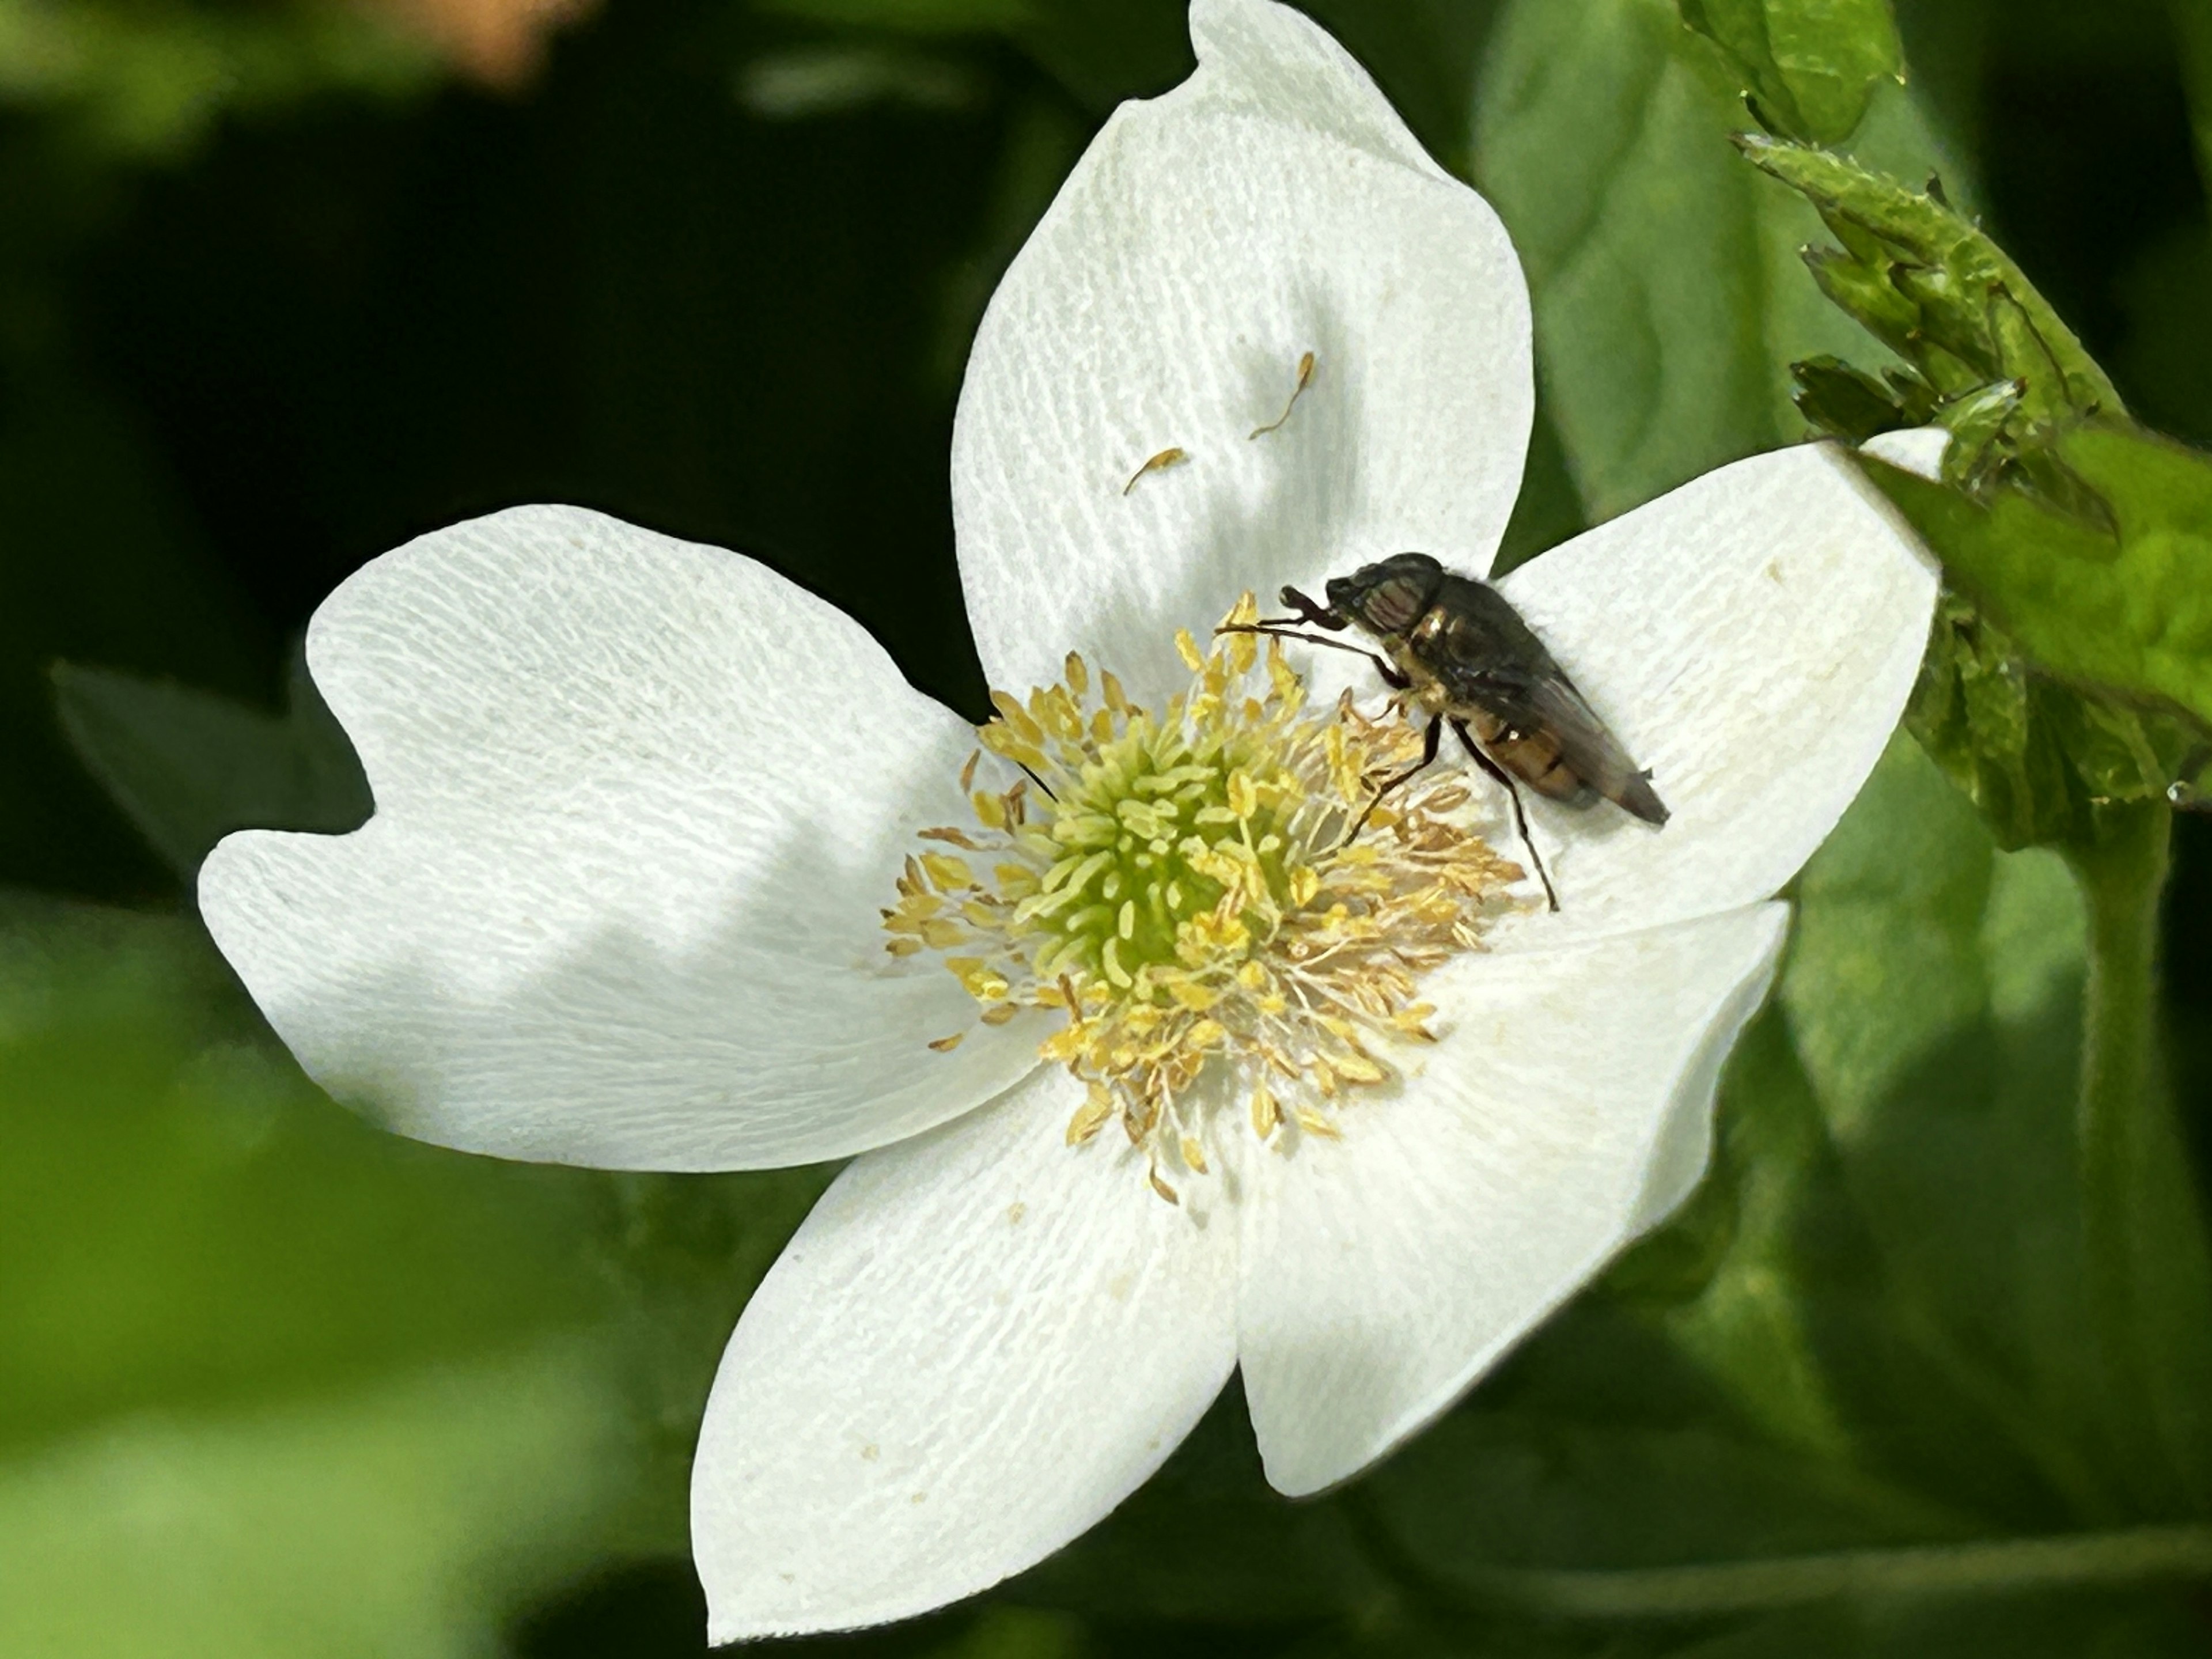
[1213, 622, 1409, 689]
[1451, 718, 1560, 912]
[1346, 714, 1442, 843]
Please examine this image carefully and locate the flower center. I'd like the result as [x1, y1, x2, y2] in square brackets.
[884, 596, 1524, 1202]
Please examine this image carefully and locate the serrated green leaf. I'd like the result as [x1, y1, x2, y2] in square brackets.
[1741, 138, 2118, 475]
[1904, 593, 2081, 852]
[1678, 0, 1903, 145]
[1865, 422, 2212, 741]
[52, 654, 372, 876]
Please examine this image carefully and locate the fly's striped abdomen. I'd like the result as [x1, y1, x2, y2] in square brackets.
[1461, 709, 1595, 805]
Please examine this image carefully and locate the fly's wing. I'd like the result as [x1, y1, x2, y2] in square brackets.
[1429, 580, 1669, 825]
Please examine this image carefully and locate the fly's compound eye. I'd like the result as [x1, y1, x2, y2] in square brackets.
[1358, 574, 1431, 635]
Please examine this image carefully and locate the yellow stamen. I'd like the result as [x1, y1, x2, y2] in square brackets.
[882, 593, 1522, 1188]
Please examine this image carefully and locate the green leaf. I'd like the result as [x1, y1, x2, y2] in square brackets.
[1741, 137, 2119, 491]
[1677, 0, 1903, 145]
[1009, 1384, 1385, 1624]
[52, 653, 372, 876]
[0, 0, 435, 161]
[0, 894, 827, 1653]
[757, 0, 1035, 32]
[1473, 0, 1953, 519]
[1865, 421, 2212, 742]
[0, 1346, 659, 1659]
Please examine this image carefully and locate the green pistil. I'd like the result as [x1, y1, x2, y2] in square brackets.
[1024, 724, 1292, 988]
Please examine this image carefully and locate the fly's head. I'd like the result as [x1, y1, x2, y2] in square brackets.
[1320, 553, 1444, 642]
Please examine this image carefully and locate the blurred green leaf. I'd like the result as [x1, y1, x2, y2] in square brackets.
[1472, 0, 1952, 518]
[0, 1347, 656, 1659]
[757, 0, 1033, 33]
[1677, 0, 1903, 144]
[0, 0, 434, 162]
[1010, 1385, 1384, 1625]
[0, 893, 828, 1653]
[53, 653, 372, 876]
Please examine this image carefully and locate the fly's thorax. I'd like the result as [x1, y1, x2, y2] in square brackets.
[883, 596, 1528, 1202]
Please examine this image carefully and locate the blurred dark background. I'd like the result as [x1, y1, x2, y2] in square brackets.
[10, 1, 2212, 1654]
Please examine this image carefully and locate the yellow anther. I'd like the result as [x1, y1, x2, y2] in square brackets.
[885, 590, 1518, 1195]
[920, 853, 974, 889]
[1226, 770, 1258, 820]
[1067, 1087, 1114, 1145]
[1166, 979, 1218, 1012]
[987, 688, 1045, 746]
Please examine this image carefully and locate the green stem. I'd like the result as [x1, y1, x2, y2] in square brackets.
[2066, 800, 2212, 1515]
[1344, 1487, 2212, 1620]
[1448, 1527, 2212, 1618]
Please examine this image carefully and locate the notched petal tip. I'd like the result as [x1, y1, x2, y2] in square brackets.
[202, 503, 1040, 1172]
[952, 0, 1532, 700]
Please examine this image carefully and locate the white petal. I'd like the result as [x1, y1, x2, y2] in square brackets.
[1487, 442, 1936, 946]
[692, 1069, 1237, 1641]
[199, 505, 1038, 1171]
[953, 0, 1532, 702]
[1237, 905, 1787, 1497]
[1862, 425, 1950, 479]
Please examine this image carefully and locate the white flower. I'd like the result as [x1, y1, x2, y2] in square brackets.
[197, 0, 1937, 1642]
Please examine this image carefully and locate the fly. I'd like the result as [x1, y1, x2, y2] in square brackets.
[1219, 552, 1667, 911]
